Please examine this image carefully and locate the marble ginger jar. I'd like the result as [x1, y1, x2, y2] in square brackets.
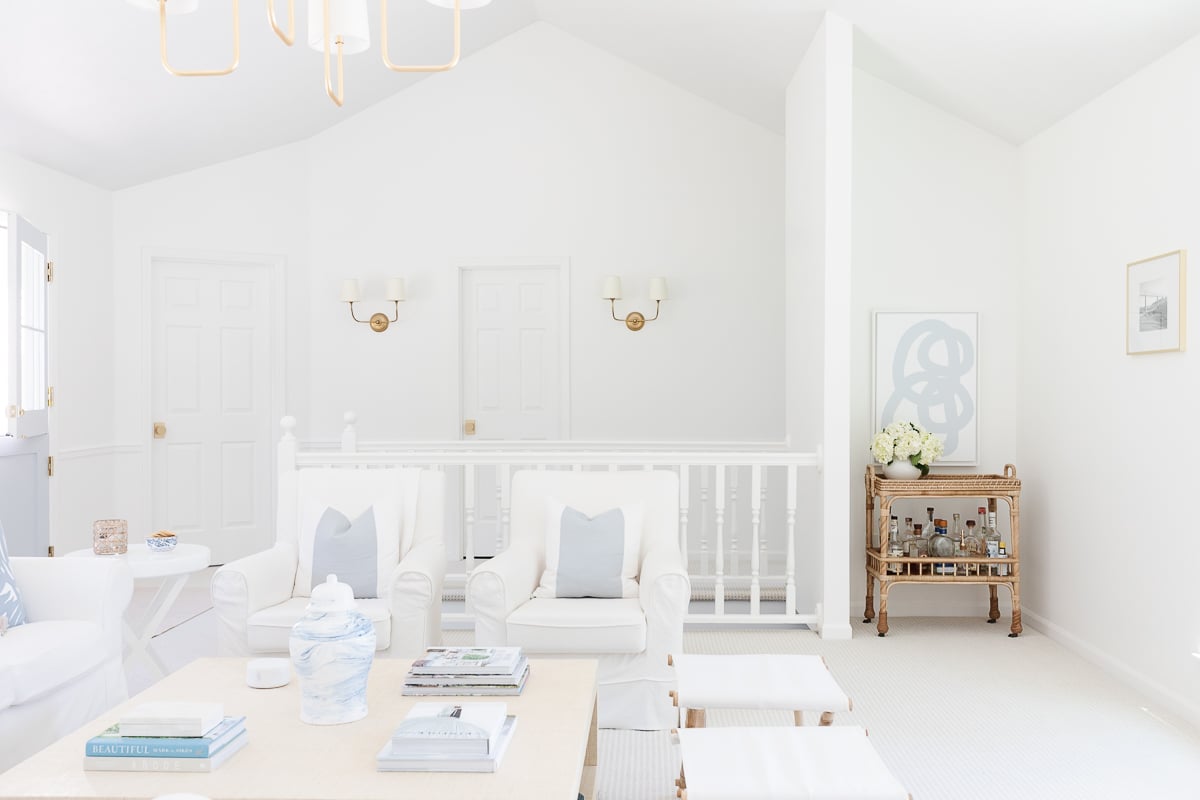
[289, 574, 376, 725]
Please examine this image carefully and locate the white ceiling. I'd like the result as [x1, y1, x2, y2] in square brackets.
[3, 1, 1200, 190]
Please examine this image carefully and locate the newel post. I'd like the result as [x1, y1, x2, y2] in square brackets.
[341, 411, 358, 454]
[279, 416, 298, 477]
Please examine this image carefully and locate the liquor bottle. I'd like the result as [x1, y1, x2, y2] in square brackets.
[984, 511, 1002, 574]
[907, 523, 926, 558]
[928, 518, 956, 574]
[952, 513, 968, 575]
[964, 520, 983, 556]
[998, 541, 1009, 577]
[888, 516, 899, 549]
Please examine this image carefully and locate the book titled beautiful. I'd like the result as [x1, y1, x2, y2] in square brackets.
[86, 716, 246, 758]
[83, 731, 247, 772]
[410, 647, 524, 676]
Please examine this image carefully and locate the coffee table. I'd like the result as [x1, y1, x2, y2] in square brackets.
[66, 544, 211, 677]
[0, 657, 599, 800]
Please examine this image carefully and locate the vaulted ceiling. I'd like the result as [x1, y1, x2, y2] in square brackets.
[3, 1, 1200, 190]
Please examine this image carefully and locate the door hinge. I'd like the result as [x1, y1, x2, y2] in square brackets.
[47, 456, 54, 477]
[47, 386, 54, 407]
[46, 260, 54, 283]
[47, 545, 55, 558]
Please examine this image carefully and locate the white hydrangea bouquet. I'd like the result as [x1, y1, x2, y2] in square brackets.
[870, 421, 944, 477]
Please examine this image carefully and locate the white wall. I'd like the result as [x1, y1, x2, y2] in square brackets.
[1020, 34, 1200, 725]
[0, 149, 116, 553]
[851, 70, 1022, 619]
[304, 22, 785, 443]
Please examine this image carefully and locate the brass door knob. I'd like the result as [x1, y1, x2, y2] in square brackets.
[153, 422, 167, 439]
[464, 419, 476, 436]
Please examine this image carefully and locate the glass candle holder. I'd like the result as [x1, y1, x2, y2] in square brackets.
[93, 519, 128, 555]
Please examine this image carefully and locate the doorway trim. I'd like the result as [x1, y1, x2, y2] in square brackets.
[140, 247, 287, 556]
[455, 257, 571, 441]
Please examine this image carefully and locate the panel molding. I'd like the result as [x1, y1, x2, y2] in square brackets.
[54, 443, 142, 461]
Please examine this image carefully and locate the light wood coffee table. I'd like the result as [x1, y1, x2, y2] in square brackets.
[0, 657, 598, 800]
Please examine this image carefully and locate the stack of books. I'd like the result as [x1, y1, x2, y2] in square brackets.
[402, 646, 529, 696]
[376, 701, 517, 772]
[83, 702, 247, 772]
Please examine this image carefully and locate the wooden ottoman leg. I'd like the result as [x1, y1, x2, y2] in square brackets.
[818, 711, 834, 726]
[1009, 581, 1022, 637]
[988, 584, 1000, 623]
[685, 708, 706, 728]
[864, 572, 876, 623]
[877, 582, 890, 637]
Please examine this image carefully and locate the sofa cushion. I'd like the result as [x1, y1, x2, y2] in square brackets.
[0, 522, 27, 631]
[0, 620, 108, 710]
[246, 597, 391, 653]
[506, 598, 646, 654]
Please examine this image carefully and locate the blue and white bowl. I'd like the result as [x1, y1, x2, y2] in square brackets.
[145, 534, 178, 552]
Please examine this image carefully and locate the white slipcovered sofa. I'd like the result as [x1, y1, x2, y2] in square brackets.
[0, 556, 133, 772]
[467, 469, 689, 730]
[212, 466, 445, 658]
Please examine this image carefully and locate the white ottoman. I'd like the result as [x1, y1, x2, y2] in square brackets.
[669, 654, 852, 727]
[675, 726, 909, 800]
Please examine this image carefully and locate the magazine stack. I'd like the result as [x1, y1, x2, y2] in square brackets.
[83, 702, 247, 772]
[402, 646, 529, 696]
[376, 701, 517, 773]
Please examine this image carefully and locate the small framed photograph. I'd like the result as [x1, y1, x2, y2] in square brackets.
[1127, 250, 1186, 355]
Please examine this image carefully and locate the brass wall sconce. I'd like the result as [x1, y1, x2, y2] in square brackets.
[341, 278, 406, 332]
[602, 276, 668, 331]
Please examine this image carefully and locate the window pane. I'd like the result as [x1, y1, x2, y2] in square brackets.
[21, 327, 45, 412]
[20, 241, 45, 332]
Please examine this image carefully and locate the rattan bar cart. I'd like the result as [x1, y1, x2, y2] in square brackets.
[863, 464, 1021, 637]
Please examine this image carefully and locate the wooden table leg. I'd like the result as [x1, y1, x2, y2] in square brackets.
[988, 584, 1000, 623]
[818, 711, 834, 726]
[580, 698, 598, 799]
[686, 709, 706, 728]
[877, 582, 890, 637]
[863, 572, 876, 623]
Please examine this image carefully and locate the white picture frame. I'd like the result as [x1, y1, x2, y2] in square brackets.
[872, 311, 978, 466]
[1126, 250, 1186, 355]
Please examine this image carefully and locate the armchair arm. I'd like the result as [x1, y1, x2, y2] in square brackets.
[211, 544, 297, 656]
[386, 536, 447, 658]
[11, 557, 133, 657]
[638, 545, 691, 669]
[465, 543, 541, 647]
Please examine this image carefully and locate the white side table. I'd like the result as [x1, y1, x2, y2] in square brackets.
[66, 543, 211, 678]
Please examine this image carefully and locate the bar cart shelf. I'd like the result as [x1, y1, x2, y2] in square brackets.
[863, 464, 1021, 637]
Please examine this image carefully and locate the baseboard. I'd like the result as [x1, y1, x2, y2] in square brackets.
[1023, 608, 1200, 733]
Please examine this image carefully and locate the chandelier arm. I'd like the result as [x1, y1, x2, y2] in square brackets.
[159, 0, 241, 77]
[267, 0, 295, 46]
[381, 0, 462, 73]
[322, 0, 346, 108]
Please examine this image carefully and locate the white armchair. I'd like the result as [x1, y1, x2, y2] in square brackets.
[0, 556, 133, 771]
[212, 467, 445, 658]
[467, 470, 689, 730]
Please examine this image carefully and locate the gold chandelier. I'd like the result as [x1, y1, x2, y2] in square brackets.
[127, 0, 491, 106]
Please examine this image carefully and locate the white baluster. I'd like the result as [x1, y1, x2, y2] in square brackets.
[700, 468, 710, 576]
[729, 467, 740, 578]
[760, 477, 769, 578]
[497, 463, 512, 553]
[786, 464, 797, 616]
[571, 464, 583, 472]
[679, 465, 691, 575]
[750, 465, 762, 616]
[340, 411, 357, 453]
[714, 465, 726, 617]
[464, 464, 476, 562]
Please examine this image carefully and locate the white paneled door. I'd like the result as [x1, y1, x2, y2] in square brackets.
[150, 258, 276, 564]
[460, 263, 568, 556]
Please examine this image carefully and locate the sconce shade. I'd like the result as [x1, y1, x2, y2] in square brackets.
[386, 277, 406, 302]
[648, 277, 669, 301]
[601, 276, 623, 300]
[340, 279, 361, 302]
[425, 0, 494, 8]
[307, 0, 370, 55]
[127, 0, 200, 14]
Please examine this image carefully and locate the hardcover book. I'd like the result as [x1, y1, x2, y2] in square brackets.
[83, 730, 247, 772]
[377, 716, 517, 772]
[410, 647, 524, 675]
[86, 716, 246, 758]
[118, 701, 225, 737]
[405, 658, 528, 686]
[401, 665, 530, 696]
[391, 702, 508, 755]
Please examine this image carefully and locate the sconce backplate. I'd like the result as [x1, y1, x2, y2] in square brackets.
[625, 311, 646, 332]
[369, 313, 391, 333]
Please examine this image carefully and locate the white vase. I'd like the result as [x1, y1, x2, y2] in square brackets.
[289, 574, 376, 725]
[882, 459, 922, 480]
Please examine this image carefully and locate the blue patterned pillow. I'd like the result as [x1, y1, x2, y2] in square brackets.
[0, 521, 27, 631]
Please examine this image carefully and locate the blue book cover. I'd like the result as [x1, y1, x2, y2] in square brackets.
[85, 716, 246, 758]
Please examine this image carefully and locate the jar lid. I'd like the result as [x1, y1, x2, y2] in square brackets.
[308, 574, 356, 612]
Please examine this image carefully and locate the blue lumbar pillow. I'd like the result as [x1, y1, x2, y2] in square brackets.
[0, 521, 27, 632]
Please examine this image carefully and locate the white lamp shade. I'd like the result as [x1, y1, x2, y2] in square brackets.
[127, 0, 200, 14]
[385, 277, 406, 302]
[308, 0, 370, 55]
[601, 276, 622, 300]
[648, 277, 669, 301]
[340, 279, 361, 303]
[425, 0, 493, 10]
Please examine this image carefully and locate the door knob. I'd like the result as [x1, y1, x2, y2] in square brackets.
[153, 422, 167, 439]
[464, 419, 476, 436]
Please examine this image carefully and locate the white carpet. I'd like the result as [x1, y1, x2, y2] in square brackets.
[131, 590, 1200, 800]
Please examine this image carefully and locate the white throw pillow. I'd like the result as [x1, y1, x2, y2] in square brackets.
[295, 497, 402, 598]
[535, 499, 642, 599]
